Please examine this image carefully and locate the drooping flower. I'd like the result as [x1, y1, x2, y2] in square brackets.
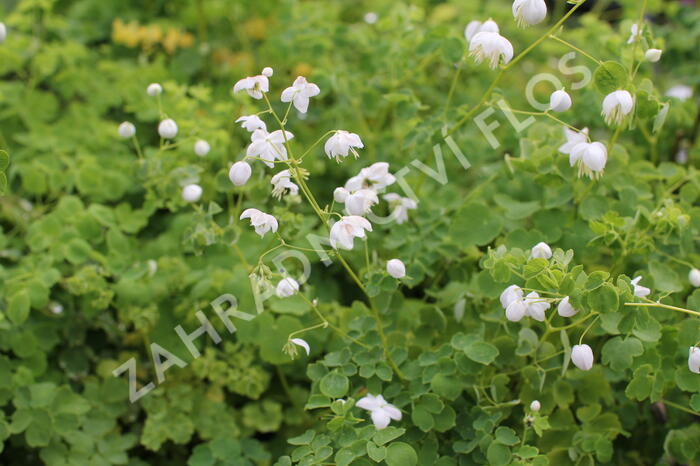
[571, 344, 594, 371]
[512, 0, 547, 27]
[270, 170, 299, 199]
[387, 259, 406, 279]
[500, 285, 523, 309]
[345, 189, 379, 216]
[356, 394, 402, 430]
[247, 129, 294, 167]
[549, 89, 572, 112]
[118, 121, 135, 139]
[281, 76, 320, 113]
[569, 141, 608, 179]
[530, 242, 552, 259]
[276, 277, 300, 298]
[345, 162, 396, 192]
[158, 119, 178, 139]
[229, 161, 252, 186]
[383, 193, 418, 224]
[558, 126, 589, 155]
[464, 19, 499, 43]
[0, 23, 6, 43]
[645, 48, 662, 63]
[627, 23, 641, 44]
[236, 115, 267, 132]
[290, 338, 310, 356]
[329, 216, 372, 250]
[324, 130, 364, 160]
[601, 90, 634, 126]
[666, 85, 693, 101]
[689, 347, 700, 373]
[530, 400, 541, 412]
[469, 30, 513, 69]
[240, 208, 278, 238]
[557, 296, 578, 317]
[524, 291, 550, 322]
[182, 184, 202, 203]
[194, 140, 210, 157]
[631, 276, 651, 298]
[233, 74, 269, 99]
[689, 268, 700, 288]
[147, 83, 162, 96]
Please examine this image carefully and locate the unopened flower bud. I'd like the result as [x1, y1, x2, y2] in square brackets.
[261, 67, 273, 77]
[194, 139, 210, 157]
[387, 259, 406, 279]
[549, 89, 572, 112]
[147, 83, 163, 96]
[158, 119, 178, 139]
[689, 269, 700, 288]
[530, 400, 541, 412]
[645, 48, 662, 63]
[571, 344, 594, 371]
[229, 161, 252, 186]
[182, 184, 202, 203]
[118, 121, 136, 139]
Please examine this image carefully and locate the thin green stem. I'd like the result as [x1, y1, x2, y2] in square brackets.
[625, 299, 700, 318]
[663, 399, 700, 417]
[548, 35, 603, 65]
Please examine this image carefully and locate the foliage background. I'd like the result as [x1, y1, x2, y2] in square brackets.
[1, 0, 700, 464]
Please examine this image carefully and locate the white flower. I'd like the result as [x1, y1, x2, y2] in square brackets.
[236, 115, 267, 132]
[569, 141, 608, 179]
[0, 23, 6, 43]
[247, 129, 294, 168]
[345, 189, 379, 216]
[645, 48, 662, 62]
[524, 291, 550, 322]
[270, 170, 299, 199]
[387, 259, 406, 279]
[276, 277, 300, 298]
[465, 19, 499, 42]
[291, 338, 310, 355]
[627, 23, 641, 44]
[233, 74, 269, 99]
[571, 344, 594, 371]
[500, 285, 523, 309]
[118, 121, 135, 139]
[345, 162, 396, 192]
[334, 187, 349, 203]
[530, 400, 541, 412]
[329, 216, 372, 250]
[325, 131, 364, 160]
[512, 0, 547, 27]
[530, 242, 552, 259]
[631, 276, 651, 298]
[261, 67, 273, 77]
[356, 394, 402, 430]
[689, 269, 700, 287]
[469, 30, 514, 69]
[666, 85, 693, 101]
[364, 12, 379, 24]
[383, 193, 418, 224]
[182, 184, 202, 203]
[557, 296, 578, 318]
[281, 76, 320, 113]
[147, 83, 162, 96]
[240, 208, 278, 238]
[229, 161, 252, 186]
[158, 119, 178, 139]
[194, 140, 210, 157]
[549, 90, 572, 112]
[558, 126, 589, 155]
[601, 90, 634, 126]
[689, 347, 700, 373]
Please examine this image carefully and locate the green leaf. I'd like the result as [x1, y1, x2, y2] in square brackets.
[593, 61, 628, 94]
[602, 336, 644, 371]
[495, 427, 519, 446]
[367, 442, 387, 462]
[449, 203, 503, 248]
[319, 372, 349, 398]
[8, 290, 31, 325]
[586, 283, 619, 313]
[486, 442, 512, 466]
[385, 442, 417, 466]
[372, 427, 405, 446]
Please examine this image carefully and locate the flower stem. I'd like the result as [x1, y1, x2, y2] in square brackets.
[548, 35, 603, 65]
[625, 299, 700, 318]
